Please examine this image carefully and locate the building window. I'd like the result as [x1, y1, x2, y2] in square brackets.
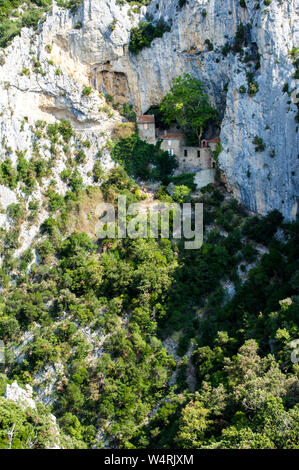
[184, 150, 188, 157]
[197, 150, 201, 158]
[168, 140, 172, 146]
[144, 123, 148, 130]
[168, 149, 174, 156]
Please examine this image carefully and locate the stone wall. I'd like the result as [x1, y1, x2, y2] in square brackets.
[160, 137, 183, 158]
[138, 122, 156, 145]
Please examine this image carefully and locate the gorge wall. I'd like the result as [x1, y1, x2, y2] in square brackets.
[0, 0, 298, 222]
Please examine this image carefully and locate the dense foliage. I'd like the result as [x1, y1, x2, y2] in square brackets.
[0, 161, 298, 447]
[160, 74, 218, 142]
[129, 19, 171, 54]
[111, 133, 178, 183]
[0, 13, 298, 448]
[0, 375, 84, 449]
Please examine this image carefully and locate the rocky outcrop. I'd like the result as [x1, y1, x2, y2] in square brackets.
[5, 381, 36, 410]
[0, 0, 298, 222]
[0, 4, 122, 256]
[4, 381, 62, 448]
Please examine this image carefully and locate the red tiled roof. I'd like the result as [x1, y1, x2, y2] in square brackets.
[137, 115, 155, 124]
[160, 133, 185, 139]
[207, 137, 220, 143]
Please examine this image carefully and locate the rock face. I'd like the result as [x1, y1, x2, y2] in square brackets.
[0, 0, 298, 221]
[218, 1, 299, 221]
[5, 381, 36, 409]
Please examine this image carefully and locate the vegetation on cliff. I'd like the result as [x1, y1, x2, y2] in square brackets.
[0, 1, 298, 450]
[160, 74, 218, 143]
[0, 0, 83, 48]
[0, 160, 298, 447]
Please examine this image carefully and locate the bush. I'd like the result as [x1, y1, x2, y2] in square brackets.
[171, 173, 196, 192]
[47, 190, 65, 212]
[7, 204, 22, 223]
[129, 19, 171, 54]
[242, 210, 283, 244]
[119, 103, 136, 122]
[75, 149, 86, 164]
[111, 133, 178, 183]
[40, 217, 56, 235]
[173, 185, 191, 203]
[0, 317, 20, 340]
[253, 136, 266, 152]
[178, 0, 187, 7]
[205, 39, 214, 51]
[0, 20, 20, 48]
[93, 161, 104, 183]
[69, 171, 83, 192]
[0, 158, 18, 189]
[58, 119, 74, 142]
[82, 86, 92, 97]
[247, 72, 259, 95]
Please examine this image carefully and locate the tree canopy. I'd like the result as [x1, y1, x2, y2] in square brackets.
[160, 74, 218, 142]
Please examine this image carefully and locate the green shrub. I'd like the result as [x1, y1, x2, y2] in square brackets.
[129, 19, 171, 54]
[75, 149, 86, 164]
[93, 161, 104, 182]
[247, 72, 259, 95]
[242, 209, 283, 244]
[69, 171, 83, 192]
[253, 135, 266, 152]
[171, 173, 196, 192]
[47, 190, 65, 212]
[205, 39, 214, 51]
[0, 159, 18, 189]
[111, 133, 178, 183]
[178, 0, 188, 8]
[21, 8, 43, 29]
[82, 86, 92, 97]
[7, 204, 22, 223]
[173, 185, 191, 203]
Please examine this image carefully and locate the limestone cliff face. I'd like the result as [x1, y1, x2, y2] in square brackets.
[219, 1, 299, 221]
[5, 381, 36, 410]
[0, 0, 298, 222]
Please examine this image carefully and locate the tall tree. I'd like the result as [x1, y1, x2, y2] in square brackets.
[160, 74, 218, 143]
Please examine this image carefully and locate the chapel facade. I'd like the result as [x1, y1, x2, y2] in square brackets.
[137, 115, 219, 174]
